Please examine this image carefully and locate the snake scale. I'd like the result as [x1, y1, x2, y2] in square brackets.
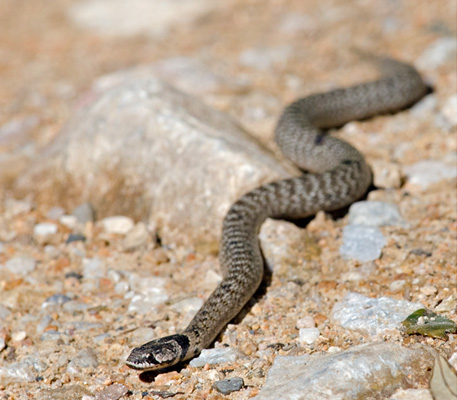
[126, 56, 427, 371]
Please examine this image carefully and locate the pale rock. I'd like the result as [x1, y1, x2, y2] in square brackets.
[102, 216, 134, 235]
[189, 347, 245, 367]
[123, 222, 149, 250]
[404, 159, 457, 189]
[339, 225, 386, 262]
[417, 37, 457, 70]
[4, 256, 37, 276]
[253, 343, 434, 400]
[371, 160, 402, 189]
[389, 388, 433, 400]
[15, 74, 293, 246]
[298, 328, 320, 345]
[34, 222, 58, 237]
[331, 292, 423, 336]
[347, 201, 407, 227]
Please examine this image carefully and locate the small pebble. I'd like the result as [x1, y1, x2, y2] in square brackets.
[44, 245, 60, 258]
[123, 222, 149, 250]
[0, 337, 5, 352]
[72, 202, 96, 223]
[95, 384, 129, 400]
[101, 216, 134, 235]
[339, 225, 386, 262]
[410, 248, 432, 257]
[66, 233, 86, 243]
[419, 285, 438, 296]
[370, 160, 402, 189]
[11, 331, 27, 342]
[299, 328, 320, 345]
[59, 215, 78, 229]
[189, 347, 244, 367]
[34, 222, 58, 236]
[347, 201, 406, 227]
[389, 280, 406, 292]
[42, 294, 72, 307]
[213, 377, 244, 395]
[4, 256, 37, 275]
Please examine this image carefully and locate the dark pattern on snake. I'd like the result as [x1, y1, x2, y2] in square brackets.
[126, 57, 427, 371]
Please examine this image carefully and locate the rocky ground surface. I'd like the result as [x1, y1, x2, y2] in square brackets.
[0, 1, 456, 399]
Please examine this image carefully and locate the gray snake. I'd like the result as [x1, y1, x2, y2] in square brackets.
[126, 56, 427, 371]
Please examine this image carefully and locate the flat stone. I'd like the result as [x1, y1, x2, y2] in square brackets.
[253, 343, 434, 400]
[331, 292, 424, 336]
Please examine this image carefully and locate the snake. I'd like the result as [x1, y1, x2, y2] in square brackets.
[126, 56, 427, 371]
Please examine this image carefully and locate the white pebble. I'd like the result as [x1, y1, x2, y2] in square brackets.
[389, 280, 406, 292]
[12, 331, 27, 342]
[299, 328, 320, 345]
[4, 256, 37, 275]
[102, 216, 134, 235]
[348, 201, 406, 227]
[33, 222, 58, 236]
[339, 225, 386, 262]
[189, 347, 244, 367]
[59, 215, 79, 229]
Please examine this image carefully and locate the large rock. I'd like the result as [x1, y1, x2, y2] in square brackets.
[15, 72, 295, 246]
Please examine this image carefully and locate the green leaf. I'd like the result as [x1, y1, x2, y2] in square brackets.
[402, 308, 457, 340]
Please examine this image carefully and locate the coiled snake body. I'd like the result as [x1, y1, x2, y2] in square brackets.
[126, 56, 427, 371]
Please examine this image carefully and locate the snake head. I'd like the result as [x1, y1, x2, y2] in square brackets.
[126, 334, 190, 371]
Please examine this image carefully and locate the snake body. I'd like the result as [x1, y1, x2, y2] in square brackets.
[126, 57, 427, 371]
